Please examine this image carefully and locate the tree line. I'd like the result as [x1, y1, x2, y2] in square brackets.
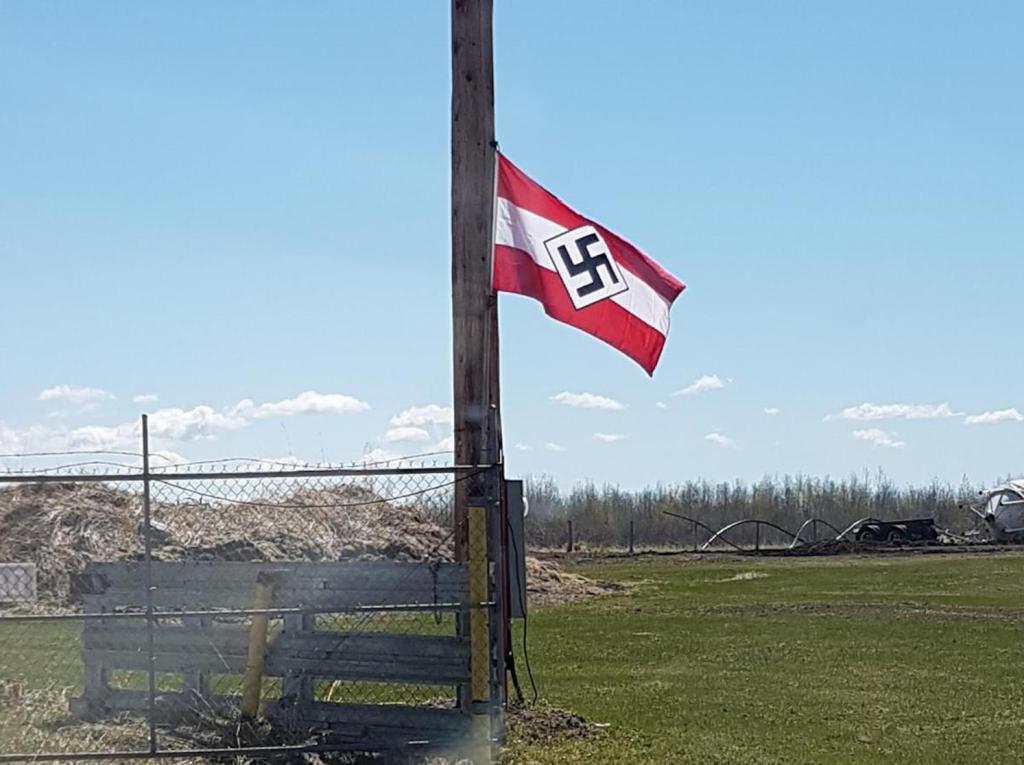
[523, 472, 984, 550]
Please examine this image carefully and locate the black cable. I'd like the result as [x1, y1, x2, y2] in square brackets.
[506, 516, 538, 704]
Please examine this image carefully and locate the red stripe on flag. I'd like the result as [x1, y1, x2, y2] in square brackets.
[494, 245, 668, 375]
[497, 154, 686, 305]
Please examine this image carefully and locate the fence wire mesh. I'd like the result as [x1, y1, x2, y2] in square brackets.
[0, 454, 502, 761]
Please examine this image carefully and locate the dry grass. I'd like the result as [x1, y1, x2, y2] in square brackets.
[0, 482, 613, 611]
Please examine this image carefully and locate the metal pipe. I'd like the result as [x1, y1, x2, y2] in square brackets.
[0, 742, 374, 763]
[0, 601, 484, 624]
[700, 519, 806, 552]
[789, 518, 843, 549]
[140, 416, 158, 754]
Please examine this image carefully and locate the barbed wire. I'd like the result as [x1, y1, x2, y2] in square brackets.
[0, 449, 458, 480]
[0, 449, 144, 458]
[155, 450, 453, 471]
[151, 469, 480, 510]
[0, 460, 142, 475]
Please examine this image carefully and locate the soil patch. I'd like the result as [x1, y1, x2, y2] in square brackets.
[504, 701, 606, 747]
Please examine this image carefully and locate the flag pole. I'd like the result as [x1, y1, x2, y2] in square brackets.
[451, 0, 499, 562]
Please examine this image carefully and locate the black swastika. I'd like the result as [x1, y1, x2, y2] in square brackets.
[556, 233, 621, 298]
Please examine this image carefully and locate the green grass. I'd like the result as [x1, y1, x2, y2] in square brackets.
[503, 553, 1024, 764]
[0, 620, 82, 689]
[3, 554, 1024, 762]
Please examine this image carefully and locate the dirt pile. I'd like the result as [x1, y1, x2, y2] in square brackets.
[525, 556, 625, 607]
[0, 482, 617, 608]
[505, 701, 607, 746]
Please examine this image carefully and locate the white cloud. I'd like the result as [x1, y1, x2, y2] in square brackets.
[704, 432, 735, 448]
[764, 407, 780, 416]
[512, 443, 532, 451]
[550, 392, 624, 410]
[0, 423, 67, 453]
[147, 405, 247, 441]
[389, 404, 454, 428]
[38, 385, 114, 405]
[544, 442, 567, 452]
[383, 426, 432, 443]
[148, 450, 189, 466]
[0, 424, 25, 452]
[655, 401, 668, 410]
[354, 447, 404, 466]
[153, 391, 369, 441]
[674, 375, 727, 397]
[828, 402, 959, 421]
[235, 390, 369, 419]
[594, 432, 626, 443]
[965, 408, 1024, 425]
[852, 428, 906, 448]
[132, 393, 159, 404]
[435, 435, 455, 451]
[3, 388, 368, 456]
[66, 424, 135, 450]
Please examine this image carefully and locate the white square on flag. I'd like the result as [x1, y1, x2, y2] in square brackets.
[543, 225, 629, 310]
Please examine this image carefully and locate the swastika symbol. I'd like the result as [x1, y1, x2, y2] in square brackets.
[544, 225, 629, 310]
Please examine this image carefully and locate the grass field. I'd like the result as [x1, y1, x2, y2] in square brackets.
[2, 553, 1023, 763]
[502, 552, 1024, 764]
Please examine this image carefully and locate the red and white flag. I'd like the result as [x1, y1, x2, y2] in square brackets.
[493, 153, 685, 375]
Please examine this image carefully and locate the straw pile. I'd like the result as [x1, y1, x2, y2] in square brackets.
[525, 556, 623, 607]
[0, 483, 143, 602]
[155, 485, 454, 564]
[0, 482, 615, 608]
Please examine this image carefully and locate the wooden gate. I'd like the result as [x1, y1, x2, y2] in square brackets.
[71, 560, 479, 750]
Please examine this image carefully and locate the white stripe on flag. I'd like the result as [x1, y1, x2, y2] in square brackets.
[495, 197, 672, 335]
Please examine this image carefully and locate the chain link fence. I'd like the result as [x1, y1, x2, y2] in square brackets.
[0, 440, 505, 762]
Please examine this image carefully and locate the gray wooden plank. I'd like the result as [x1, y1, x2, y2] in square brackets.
[83, 649, 247, 674]
[82, 561, 466, 588]
[267, 632, 469, 684]
[88, 689, 242, 721]
[274, 632, 467, 661]
[266, 700, 470, 733]
[89, 588, 468, 612]
[83, 622, 251, 653]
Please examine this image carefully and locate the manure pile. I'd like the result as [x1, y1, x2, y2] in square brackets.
[0, 482, 616, 607]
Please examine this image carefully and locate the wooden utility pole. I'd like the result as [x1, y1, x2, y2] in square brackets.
[452, 0, 498, 561]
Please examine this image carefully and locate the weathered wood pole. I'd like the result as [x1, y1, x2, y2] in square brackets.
[452, 0, 497, 562]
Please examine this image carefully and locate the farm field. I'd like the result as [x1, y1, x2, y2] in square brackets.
[2, 552, 1024, 763]
[502, 552, 1024, 765]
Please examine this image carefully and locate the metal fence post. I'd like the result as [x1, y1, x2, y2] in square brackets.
[566, 520, 574, 553]
[755, 521, 761, 553]
[140, 415, 158, 754]
[692, 519, 698, 552]
[628, 520, 635, 554]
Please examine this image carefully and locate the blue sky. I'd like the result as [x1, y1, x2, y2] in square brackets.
[1, 1, 1021, 488]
